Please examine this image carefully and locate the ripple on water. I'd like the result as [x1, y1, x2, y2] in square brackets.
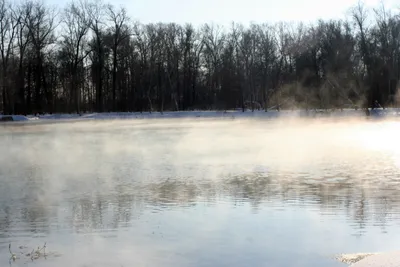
[1, 118, 400, 267]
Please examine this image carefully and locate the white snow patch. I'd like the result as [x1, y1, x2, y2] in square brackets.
[348, 251, 400, 267]
[335, 253, 378, 265]
[3, 108, 400, 122]
[0, 115, 30, 121]
[34, 109, 363, 121]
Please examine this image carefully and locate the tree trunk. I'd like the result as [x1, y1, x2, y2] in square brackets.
[27, 63, 32, 114]
[2, 85, 6, 115]
[17, 61, 25, 115]
[112, 47, 117, 111]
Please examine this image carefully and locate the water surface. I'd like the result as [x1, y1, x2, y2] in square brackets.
[1, 117, 400, 267]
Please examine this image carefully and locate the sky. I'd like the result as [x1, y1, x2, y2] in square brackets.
[51, 0, 397, 26]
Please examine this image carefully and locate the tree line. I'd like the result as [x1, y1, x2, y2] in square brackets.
[0, 0, 399, 114]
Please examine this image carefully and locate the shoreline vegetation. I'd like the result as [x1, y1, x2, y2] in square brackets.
[0, 1, 399, 115]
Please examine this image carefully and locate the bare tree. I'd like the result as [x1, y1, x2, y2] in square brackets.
[60, 0, 91, 114]
[87, 0, 106, 112]
[352, 1, 371, 78]
[255, 23, 277, 110]
[0, 0, 19, 114]
[13, 2, 32, 114]
[202, 23, 225, 109]
[24, 0, 58, 113]
[106, 4, 130, 111]
[0, 0, 398, 114]
[163, 23, 182, 110]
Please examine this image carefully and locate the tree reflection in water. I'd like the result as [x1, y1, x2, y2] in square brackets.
[1, 169, 400, 237]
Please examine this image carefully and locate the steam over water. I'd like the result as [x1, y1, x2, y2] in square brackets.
[1, 117, 400, 267]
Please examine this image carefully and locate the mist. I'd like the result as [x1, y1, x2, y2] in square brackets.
[1, 116, 400, 267]
[2, 116, 399, 197]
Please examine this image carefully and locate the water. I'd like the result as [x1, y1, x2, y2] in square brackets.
[1, 117, 400, 267]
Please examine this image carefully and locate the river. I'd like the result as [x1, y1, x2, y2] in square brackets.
[1, 117, 400, 267]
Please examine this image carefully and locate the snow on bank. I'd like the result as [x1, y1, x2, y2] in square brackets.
[348, 250, 400, 267]
[335, 253, 378, 265]
[2, 108, 400, 122]
[36, 109, 400, 121]
[0, 115, 31, 122]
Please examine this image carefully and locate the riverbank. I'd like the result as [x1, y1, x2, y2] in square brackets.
[347, 250, 400, 267]
[1, 108, 400, 122]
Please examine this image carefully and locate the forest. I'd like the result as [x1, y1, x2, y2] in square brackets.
[0, 0, 399, 114]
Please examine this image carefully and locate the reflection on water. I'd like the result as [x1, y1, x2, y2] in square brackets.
[1, 118, 400, 267]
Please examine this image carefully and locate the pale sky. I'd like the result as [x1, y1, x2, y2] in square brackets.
[51, 0, 397, 26]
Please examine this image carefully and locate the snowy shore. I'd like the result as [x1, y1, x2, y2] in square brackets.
[1, 108, 400, 122]
[345, 251, 400, 267]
